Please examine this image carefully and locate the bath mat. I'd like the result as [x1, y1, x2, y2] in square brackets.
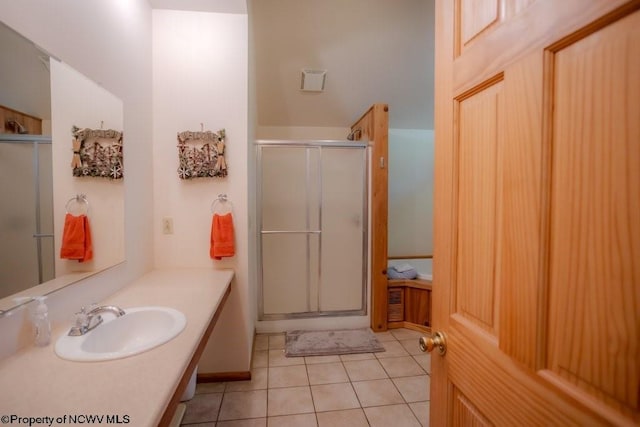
[285, 328, 385, 357]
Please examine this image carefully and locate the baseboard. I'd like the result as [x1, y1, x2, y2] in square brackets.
[403, 322, 431, 334]
[197, 371, 251, 383]
[388, 321, 431, 334]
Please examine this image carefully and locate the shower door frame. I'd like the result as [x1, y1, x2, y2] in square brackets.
[256, 140, 369, 320]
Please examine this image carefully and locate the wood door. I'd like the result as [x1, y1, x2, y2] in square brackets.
[432, 0, 639, 425]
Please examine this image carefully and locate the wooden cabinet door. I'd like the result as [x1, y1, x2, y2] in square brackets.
[405, 288, 431, 328]
[432, 0, 639, 425]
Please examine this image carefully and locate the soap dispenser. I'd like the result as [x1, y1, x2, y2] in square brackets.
[33, 296, 51, 346]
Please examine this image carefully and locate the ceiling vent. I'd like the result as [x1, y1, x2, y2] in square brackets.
[300, 69, 327, 92]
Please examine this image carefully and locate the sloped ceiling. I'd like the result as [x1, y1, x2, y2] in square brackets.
[251, 0, 434, 130]
[149, 0, 435, 130]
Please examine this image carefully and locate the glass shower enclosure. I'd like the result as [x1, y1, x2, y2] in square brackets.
[0, 134, 54, 299]
[257, 140, 368, 320]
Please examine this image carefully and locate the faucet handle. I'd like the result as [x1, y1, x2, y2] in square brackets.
[74, 308, 88, 326]
[69, 308, 89, 336]
[75, 304, 98, 324]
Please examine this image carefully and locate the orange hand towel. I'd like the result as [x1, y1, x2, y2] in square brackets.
[60, 213, 93, 262]
[210, 213, 235, 260]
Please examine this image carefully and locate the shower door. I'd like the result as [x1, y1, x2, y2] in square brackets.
[257, 141, 368, 320]
[0, 135, 54, 299]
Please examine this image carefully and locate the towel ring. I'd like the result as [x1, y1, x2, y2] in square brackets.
[65, 194, 90, 215]
[211, 193, 233, 214]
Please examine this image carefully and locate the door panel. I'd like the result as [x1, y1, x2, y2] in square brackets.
[452, 386, 491, 427]
[319, 148, 366, 312]
[262, 233, 316, 314]
[546, 10, 640, 417]
[458, 0, 500, 52]
[433, 0, 639, 425]
[405, 288, 431, 328]
[447, 323, 604, 425]
[506, 0, 537, 18]
[260, 146, 318, 231]
[455, 80, 504, 336]
[498, 52, 543, 369]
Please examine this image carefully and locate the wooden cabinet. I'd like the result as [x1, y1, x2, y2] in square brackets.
[405, 287, 431, 328]
[387, 279, 432, 332]
[387, 288, 405, 322]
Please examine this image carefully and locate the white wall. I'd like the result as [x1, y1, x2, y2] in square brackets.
[152, 10, 250, 374]
[0, 0, 153, 358]
[388, 129, 434, 256]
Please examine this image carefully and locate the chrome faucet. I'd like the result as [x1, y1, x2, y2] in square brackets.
[68, 305, 126, 336]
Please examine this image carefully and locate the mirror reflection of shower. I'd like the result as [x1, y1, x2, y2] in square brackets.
[0, 20, 54, 300]
[0, 135, 55, 298]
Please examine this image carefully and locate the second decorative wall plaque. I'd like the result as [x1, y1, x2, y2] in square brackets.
[176, 128, 227, 179]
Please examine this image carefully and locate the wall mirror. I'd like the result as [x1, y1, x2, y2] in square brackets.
[0, 20, 125, 315]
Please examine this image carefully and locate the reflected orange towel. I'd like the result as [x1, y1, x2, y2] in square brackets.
[60, 213, 93, 262]
[210, 213, 235, 260]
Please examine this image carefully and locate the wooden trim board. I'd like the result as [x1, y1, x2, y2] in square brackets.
[388, 321, 431, 335]
[388, 254, 433, 260]
[388, 279, 433, 291]
[159, 284, 232, 426]
[350, 104, 389, 331]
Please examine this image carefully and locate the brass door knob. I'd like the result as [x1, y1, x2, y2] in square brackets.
[419, 331, 447, 356]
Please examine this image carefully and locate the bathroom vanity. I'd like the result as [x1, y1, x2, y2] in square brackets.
[0, 268, 233, 426]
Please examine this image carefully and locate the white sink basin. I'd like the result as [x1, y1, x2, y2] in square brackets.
[55, 306, 186, 362]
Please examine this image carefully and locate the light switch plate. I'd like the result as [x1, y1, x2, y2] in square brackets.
[162, 217, 173, 234]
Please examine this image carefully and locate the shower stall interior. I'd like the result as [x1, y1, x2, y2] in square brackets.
[0, 134, 54, 299]
[257, 140, 368, 320]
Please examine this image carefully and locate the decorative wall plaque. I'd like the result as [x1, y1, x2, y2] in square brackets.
[176, 128, 227, 179]
[71, 126, 123, 179]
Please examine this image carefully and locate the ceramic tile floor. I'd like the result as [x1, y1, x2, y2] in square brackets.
[180, 328, 431, 427]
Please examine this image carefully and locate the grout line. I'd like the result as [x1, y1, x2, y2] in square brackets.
[214, 390, 224, 424]
[188, 329, 429, 425]
[348, 372, 364, 411]
[307, 368, 318, 415]
[265, 361, 270, 418]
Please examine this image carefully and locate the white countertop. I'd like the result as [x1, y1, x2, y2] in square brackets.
[0, 268, 233, 426]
